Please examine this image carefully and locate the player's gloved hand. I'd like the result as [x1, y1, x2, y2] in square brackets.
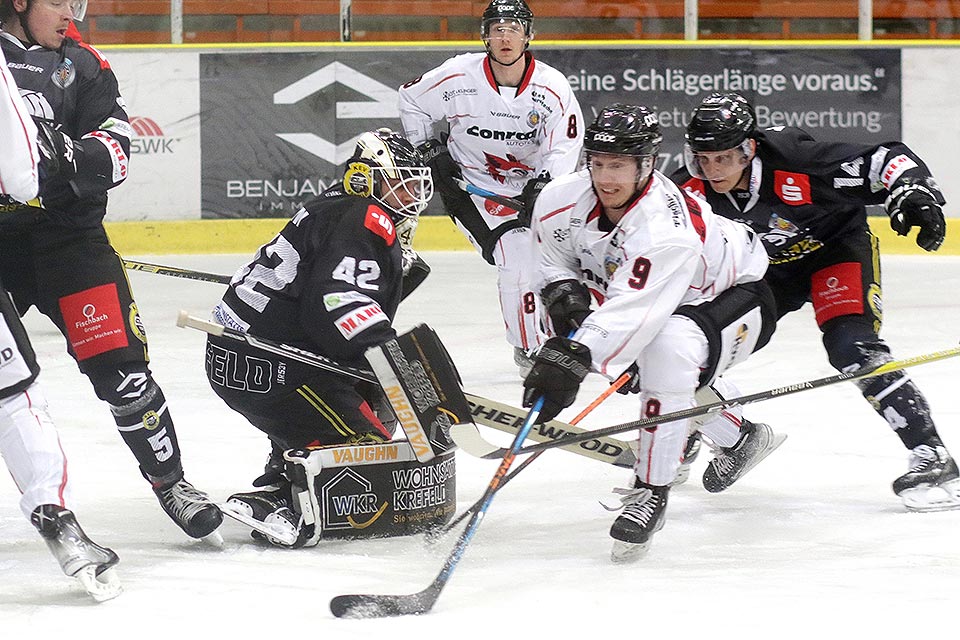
[417, 138, 462, 200]
[34, 118, 78, 183]
[886, 177, 946, 251]
[517, 174, 551, 227]
[522, 337, 591, 423]
[541, 279, 592, 337]
[616, 362, 641, 395]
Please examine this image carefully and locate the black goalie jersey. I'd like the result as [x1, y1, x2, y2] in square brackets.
[670, 126, 945, 266]
[214, 186, 403, 366]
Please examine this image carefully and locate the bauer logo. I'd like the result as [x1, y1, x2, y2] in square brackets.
[129, 116, 176, 154]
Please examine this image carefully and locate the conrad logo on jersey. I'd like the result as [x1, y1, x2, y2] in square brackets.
[773, 170, 812, 206]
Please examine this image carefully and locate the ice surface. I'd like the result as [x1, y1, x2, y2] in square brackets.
[2, 252, 958, 636]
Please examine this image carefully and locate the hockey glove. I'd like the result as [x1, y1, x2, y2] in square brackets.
[518, 174, 551, 227]
[418, 138, 462, 201]
[616, 362, 642, 395]
[34, 118, 78, 183]
[886, 177, 946, 251]
[522, 337, 591, 423]
[541, 279, 592, 337]
[400, 250, 431, 302]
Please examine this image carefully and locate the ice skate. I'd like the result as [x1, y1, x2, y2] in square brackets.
[514, 346, 534, 378]
[223, 485, 304, 547]
[31, 505, 122, 602]
[672, 432, 701, 486]
[608, 481, 669, 563]
[893, 444, 960, 512]
[153, 474, 224, 545]
[702, 421, 786, 493]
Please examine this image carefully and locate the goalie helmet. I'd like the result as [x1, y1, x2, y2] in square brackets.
[481, 0, 534, 39]
[684, 92, 756, 181]
[343, 128, 433, 222]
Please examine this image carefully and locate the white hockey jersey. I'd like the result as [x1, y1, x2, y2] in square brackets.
[0, 47, 39, 203]
[533, 169, 769, 376]
[398, 51, 583, 196]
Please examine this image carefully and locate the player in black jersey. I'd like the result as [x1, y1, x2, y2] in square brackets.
[207, 129, 433, 540]
[671, 92, 957, 511]
[0, 0, 223, 541]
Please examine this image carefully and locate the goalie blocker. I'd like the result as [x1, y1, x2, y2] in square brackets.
[283, 442, 456, 545]
[366, 324, 472, 462]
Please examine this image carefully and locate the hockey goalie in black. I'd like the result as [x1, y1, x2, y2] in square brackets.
[671, 92, 957, 512]
[205, 128, 434, 542]
[0, 0, 223, 541]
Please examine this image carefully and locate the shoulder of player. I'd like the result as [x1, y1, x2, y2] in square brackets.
[536, 171, 592, 222]
[63, 38, 113, 73]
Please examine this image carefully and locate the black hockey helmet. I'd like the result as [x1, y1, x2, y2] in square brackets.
[584, 104, 662, 187]
[684, 92, 756, 182]
[343, 128, 433, 222]
[481, 0, 534, 39]
[685, 92, 756, 152]
[584, 103, 662, 157]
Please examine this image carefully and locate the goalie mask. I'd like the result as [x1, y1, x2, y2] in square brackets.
[684, 92, 756, 183]
[584, 103, 662, 187]
[343, 128, 433, 222]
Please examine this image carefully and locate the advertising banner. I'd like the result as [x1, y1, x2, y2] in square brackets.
[109, 51, 201, 221]
[198, 47, 900, 219]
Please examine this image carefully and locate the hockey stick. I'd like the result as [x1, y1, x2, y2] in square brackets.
[464, 392, 635, 468]
[454, 344, 960, 460]
[123, 259, 231, 285]
[452, 177, 523, 210]
[176, 311, 378, 383]
[330, 396, 546, 618]
[432, 373, 631, 539]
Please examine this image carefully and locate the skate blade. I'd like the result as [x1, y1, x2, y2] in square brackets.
[220, 502, 299, 546]
[610, 539, 652, 564]
[75, 566, 122, 602]
[901, 479, 960, 512]
[201, 529, 225, 548]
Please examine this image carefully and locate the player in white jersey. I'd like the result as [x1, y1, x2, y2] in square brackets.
[523, 104, 782, 562]
[0, 42, 120, 601]
[398, 0, 583, 373]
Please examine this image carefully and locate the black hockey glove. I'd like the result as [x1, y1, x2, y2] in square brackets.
[886, 177, 946, 251]
[34, 118, 78, 183]
[418, 138, 462, 200]
[517, 174, 551, 227]
[400, 250, 431, 302]
[616, 362, 641, 395]
[541, 279, 592, 337]
[522, 337, 591, 423]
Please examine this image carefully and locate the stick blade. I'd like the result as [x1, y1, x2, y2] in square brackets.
[330, 591, 436, 618]
[449, 423, 506, 459]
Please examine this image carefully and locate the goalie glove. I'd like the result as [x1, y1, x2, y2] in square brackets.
[885, 177, 946, 251]
[522, 337, 591, 423]
[517, 174, 551, 227]
[35, 118, 79, 184]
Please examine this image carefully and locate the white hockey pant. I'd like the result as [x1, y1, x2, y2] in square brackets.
[0, 382, 72, 519]
[632, 316, 742, 485]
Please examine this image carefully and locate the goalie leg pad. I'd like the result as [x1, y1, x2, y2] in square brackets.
[284, 441, 456, 542]
[366, 324, 472, 461]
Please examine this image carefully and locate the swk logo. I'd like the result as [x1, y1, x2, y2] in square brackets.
[130, 116, 175, 154]
[774, 170, 812, 206]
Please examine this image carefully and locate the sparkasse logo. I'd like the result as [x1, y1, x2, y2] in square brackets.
[129, 116, 175, 154]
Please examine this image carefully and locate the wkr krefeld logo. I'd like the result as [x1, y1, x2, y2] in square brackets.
[320, 468, 388, 530]
[130, 116, 175, 154]
[273, 62, 399, 165]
